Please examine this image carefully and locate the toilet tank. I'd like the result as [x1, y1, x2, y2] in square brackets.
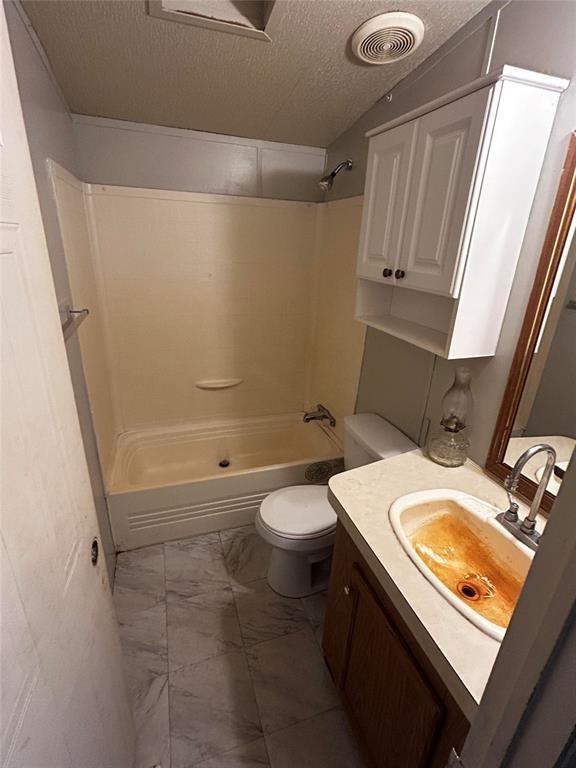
[343, 414, 417, 470]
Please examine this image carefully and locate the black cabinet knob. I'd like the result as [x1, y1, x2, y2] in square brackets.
[395, 269, 406, 279]
[382, 268, 393, 278]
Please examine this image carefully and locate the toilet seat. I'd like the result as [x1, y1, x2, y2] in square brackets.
[258, 485, 337, 540]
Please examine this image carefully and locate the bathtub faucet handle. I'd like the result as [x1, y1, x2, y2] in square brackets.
[303, 404, 336, 429]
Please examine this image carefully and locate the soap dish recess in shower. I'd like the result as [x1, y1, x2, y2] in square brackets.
[195, 378, 243, 390]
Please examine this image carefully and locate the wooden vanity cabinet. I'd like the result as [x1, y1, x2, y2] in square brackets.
[323, 523, 469, 768]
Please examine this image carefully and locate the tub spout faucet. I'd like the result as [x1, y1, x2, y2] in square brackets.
[303, 404, 336, 428]
[496, 443, 557, 551]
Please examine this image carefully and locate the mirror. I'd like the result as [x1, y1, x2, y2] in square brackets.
[486, 132, 576, 514]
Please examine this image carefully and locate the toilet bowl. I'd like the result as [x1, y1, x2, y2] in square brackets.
[255, 485, 336, 598]
[256, 414, 417, 599]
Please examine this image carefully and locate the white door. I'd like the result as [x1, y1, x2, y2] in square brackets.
[0, 7, 135, 768]
[398, 87, 493, 296]
[357, 120, 416, 282]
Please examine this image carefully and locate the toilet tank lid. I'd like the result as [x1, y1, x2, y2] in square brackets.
[344, 414, 416, 460]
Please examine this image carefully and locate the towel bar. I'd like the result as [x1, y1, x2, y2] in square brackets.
[62, 307, 89, 341]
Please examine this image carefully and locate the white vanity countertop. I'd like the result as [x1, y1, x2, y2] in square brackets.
[328, 449, 535, 720]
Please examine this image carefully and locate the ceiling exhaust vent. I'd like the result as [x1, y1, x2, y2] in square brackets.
[148, 0, 274, 42]
[351, 12, 425, 65]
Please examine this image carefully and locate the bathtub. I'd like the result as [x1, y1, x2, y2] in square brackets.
[107, 414, 342, 549]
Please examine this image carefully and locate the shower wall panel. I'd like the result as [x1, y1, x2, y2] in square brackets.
[52, 166, 117, 478]
[306, 196, 366, 440]
[87, 185, 317, 434]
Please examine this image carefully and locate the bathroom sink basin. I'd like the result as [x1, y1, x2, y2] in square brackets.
[389, 490, 534, 641]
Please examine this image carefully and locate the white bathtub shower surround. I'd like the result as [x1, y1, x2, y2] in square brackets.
[110, 413, 341, 491]
[52, 161, 366, 488]
[51, 161, 366, 550]
[108, 414, 342, 549]
[51, 166, 318, 452]
[307, 196, 366, 440]
[82, 183, 319, 430]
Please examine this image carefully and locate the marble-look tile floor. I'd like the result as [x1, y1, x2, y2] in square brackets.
[114, 525, 366, 768]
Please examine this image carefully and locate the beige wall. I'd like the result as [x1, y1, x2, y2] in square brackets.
[307, 196, 366, 440]
[326, 0, 576, 465]
[355, 332, 435, 444]
[73, 115, 326, 203]
[323, 3, 496, 202]
[55, 174, 366, 480]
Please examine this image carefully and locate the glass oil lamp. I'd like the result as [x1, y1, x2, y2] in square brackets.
[428, 367, 473, 468]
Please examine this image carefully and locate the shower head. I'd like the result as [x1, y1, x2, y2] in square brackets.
[318, 159, 353, 191]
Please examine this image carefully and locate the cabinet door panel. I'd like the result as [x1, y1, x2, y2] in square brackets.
[342, 565, 443, 768]
[323, 525, 355, 685]
[357, 121, 416, 281]
[399, 87, 493, 296]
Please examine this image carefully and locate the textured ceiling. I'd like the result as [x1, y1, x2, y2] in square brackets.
[22, 0, 490, 147]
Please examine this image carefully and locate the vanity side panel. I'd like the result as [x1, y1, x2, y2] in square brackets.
[448, 82, 562, 359]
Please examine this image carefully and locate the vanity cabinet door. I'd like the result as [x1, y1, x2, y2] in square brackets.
[323, 524, 469, 768]
[357, 120, 416, 282]
[341, 564, 444, 768]
[323, 524, 356, 685]
[397, 86, 493, 297]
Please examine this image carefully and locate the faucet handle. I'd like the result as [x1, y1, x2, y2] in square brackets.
[503, 501, 519, 523]
[504, 474, 520, 522]
[504, 474, 518, 493]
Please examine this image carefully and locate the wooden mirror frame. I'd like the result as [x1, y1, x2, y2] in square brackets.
[485, 132, 576, 514]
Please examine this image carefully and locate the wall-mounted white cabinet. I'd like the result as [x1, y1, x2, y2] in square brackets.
[356, 66, 568, 359]
[357, 120, 416, 282]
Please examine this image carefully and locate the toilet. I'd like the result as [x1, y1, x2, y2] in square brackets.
[255, 413, 416, 597]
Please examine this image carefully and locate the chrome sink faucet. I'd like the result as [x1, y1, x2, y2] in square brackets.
[496, 443, 557, 551]
[303, 403, 336, 428]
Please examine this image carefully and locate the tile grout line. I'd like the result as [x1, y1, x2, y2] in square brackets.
[114, 546, 172, 768]
[263, 703, 347, 743]
[190, 737, 270, 768]
[166, 583, 235, 602]
[219, 529, 338, 756]
[165, 533, 234, 602]
[163, 542, 173, 768]
[125, 532, 344, 767]
[248, 595, 340, 746]
[163, 599, 315, 678]
[219, 529, 272, 765]
[241, 620, 318, 653]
